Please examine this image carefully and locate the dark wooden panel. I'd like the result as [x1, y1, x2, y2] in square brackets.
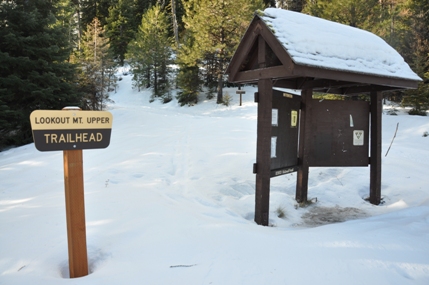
[307, 100, 370, 167]
[270, 89, 300, 171]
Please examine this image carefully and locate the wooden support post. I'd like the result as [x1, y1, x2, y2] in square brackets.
[63, 149, 88, 278]
[370, 91, 382, 205]
[296, 89, 312, 203]
[254, 78, 273, 226]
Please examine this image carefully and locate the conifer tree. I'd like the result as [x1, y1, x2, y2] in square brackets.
[0, 0, 80, 149]
[55, 0, 80, 51]
[264, 0, 276, 7]
[277, 0, 303, 11]
[303, 0, 382, 31]
[181, 0, 264, 104]
[105, 0, 136, 65]
[78, 17, 116, 110]
[80, 0, 113, 28]
[126, 5, 173, 103]
[134, 0, 158, 29]
[401, 0, 429, 114]
[176, 34, 202, 105]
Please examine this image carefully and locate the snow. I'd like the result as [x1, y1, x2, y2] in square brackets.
[260, 8, 421, 82]
[1, 72, 429, 284]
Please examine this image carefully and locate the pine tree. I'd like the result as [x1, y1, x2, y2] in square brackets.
[105, 0, 136, 65]
[126, 5, 173, 102]
[0, 0, 80, 149]
[176, 34, 202, 105]
[55, 0, 80, 52]
[181, 0, 264, 104]
[80, 0, 113, 29]
[77, 17, 116, 110]
[134, 0, 158, 29]
[303, 0, 382, 30]
[401, 0, 429, 114]
[374, 1, 407, 50]
[277, 0, 304, 11]
[264, 0, 276, 7]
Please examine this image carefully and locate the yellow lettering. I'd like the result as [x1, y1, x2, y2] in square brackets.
[86, 117, 109, 124]
[75, 133, 83, 142]
[67, 133, 75, 143]
[44, 134, 50, 143]
[83, 133, 88, 142]
[89, 133, 96, 142]
[59, 134, 66, 143]
[97, 133, 102, 141]
[51, 134, 58, 143]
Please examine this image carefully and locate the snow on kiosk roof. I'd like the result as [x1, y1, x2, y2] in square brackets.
[226, 8, 421, 93]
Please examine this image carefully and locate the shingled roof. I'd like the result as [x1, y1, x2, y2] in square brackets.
[226, 8, 421, 94]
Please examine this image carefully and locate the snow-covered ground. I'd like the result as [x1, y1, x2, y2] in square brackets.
[1, 73, 429, 284]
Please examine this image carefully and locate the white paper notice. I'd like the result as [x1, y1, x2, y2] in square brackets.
[272, 109, 278, 126]
[271, 137, 277, 158]
[353, 130, 364, 146]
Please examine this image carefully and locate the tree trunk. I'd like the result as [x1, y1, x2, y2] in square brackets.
[74, 0, 83, 51]
[216, 56, 224, 104]
[154, 63, 158, 96]
[171, 0, 179, 48]
[216, 47, 225, 104]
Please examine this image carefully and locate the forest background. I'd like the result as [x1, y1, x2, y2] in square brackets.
[1, 0, 429, 150]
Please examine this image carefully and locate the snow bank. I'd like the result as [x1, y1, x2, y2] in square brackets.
[0, 73, 428, 284]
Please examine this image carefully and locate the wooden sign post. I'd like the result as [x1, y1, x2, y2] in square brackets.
[30, 107, 113, 278]
[236, 85, 246, 106]
[63, 148, 88, 278]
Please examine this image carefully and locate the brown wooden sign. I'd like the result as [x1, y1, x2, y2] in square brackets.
[30, 110, 113, 151]
[29, 109, 113, 278]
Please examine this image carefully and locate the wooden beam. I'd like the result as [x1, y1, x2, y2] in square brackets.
[232, 66, 291, 83]
[293, 64, 419, 89]
[338, 85, 402, 95]
[302, 79, 357, 90]
[254, 78, 273, 226]
[273, 78, 308, 90]
[276, 78, 405, 95]
[369, 91, 382, 205]
[296, 89, 312, 203]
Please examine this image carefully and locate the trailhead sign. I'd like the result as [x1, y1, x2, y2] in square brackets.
[30, 110, 113, 151]
[29, 108, 113, 278]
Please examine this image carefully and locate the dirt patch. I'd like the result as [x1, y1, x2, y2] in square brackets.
[301, 205, 368, 227]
